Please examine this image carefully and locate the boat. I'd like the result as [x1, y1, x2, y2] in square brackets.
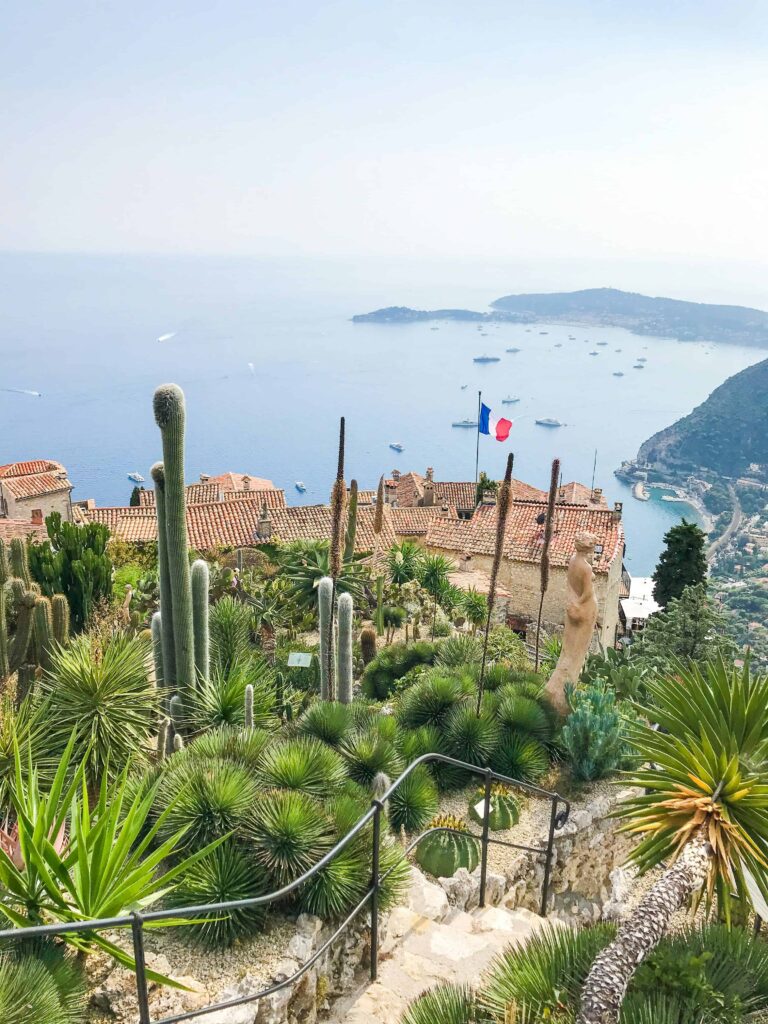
[589, 351, 599, 355]
[615, 348, 622, 352]
[460, 384, 468, 390]
[535, 418, 563, 428]
[596, 341, 608, 346]
[430, 327, 439, 331]
[295, 481, 307, 492]
[480, 332, 488, 336]
[633, 364, 645, 369]
[501, 396, 520, 404]
[568, 335, 575, 340]
[473, 355, 500, 363]
[554, 343, 562, 347]
[612, 372, 625, 377]
[389, 442, 405, 452]
[452, 419, 479, 428]
[539, 331, 548, 335]
[637, 356, 647, 362]
[127, 472, 145, 483]
[505, 347, 521, 353]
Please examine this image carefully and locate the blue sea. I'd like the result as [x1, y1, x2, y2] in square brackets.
[0, 253, 761, 574]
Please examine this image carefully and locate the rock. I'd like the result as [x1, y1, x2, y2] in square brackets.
[439, 868, 478, 911]
[602, 865, 638, 921]
[406, 866, 449, 920]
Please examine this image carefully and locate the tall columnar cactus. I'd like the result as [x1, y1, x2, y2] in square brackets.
[168, 693, 184, 754]
[344, 479, 358, 562]
[51, 594, 70, 645]
[0, 541, 9, 681]
[33, 596, 54, 672]
[318, 576, 334, 700]
[16, 665, 36, 706]
[151, 611, 164, 686]
[153, 384, 196, 701]
[360, 626, 377, 666]
[337, 592, 354, 704]
[9, 592, 36, 675]
[191, 559, 210, 683]
[244, 683, 254, 729]
[9, 538, 30, 587]
[374, 476, 385, 636]
[151, 463, 176, 688]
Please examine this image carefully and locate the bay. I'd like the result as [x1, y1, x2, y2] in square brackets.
[0, 253, 761, 574]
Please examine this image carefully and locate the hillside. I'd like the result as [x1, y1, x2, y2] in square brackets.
[354, 288, 768, 346]
[636, 357, 768, 478]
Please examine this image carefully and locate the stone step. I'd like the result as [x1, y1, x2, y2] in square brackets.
[330, 903, 551, 1024]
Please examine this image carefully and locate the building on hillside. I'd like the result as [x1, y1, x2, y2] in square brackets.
[134, 482, 286, 509]
[0, 518, 48, 543]
[619, 576, 661, 636]
[0, 460, 73, 523]
[383, 466, 608, 518]
[390, 504, 459, 542]
[424, 498, 626, 648]
[200, 472, 276, 492]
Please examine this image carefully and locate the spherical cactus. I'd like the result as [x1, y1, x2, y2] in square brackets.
[360, 627, 377, 666]
[468, 783, 520, 832]
[414, 814, 480, 878]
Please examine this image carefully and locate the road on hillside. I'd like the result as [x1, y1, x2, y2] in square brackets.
[707, 485, 742, 561]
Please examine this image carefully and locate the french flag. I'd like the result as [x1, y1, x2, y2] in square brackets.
[479, 403, 512, 442]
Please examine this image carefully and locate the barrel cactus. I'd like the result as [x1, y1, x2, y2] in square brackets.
[468, 783, 520, 831]
[414, 814, 480, 878]
[337, 592, 354, 704]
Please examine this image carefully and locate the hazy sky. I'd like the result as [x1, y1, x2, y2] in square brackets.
[3, 2, 768, 281]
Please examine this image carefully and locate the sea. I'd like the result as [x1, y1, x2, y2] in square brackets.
[1, 253, 763, 575]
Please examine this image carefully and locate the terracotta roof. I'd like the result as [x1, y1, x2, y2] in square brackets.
[391, 505, 459, 536]
[426, 501, 624, 574]
[205, 472, 275, 492]
[559, 481, 607, 506]
[138, 483, 222, 506]
[0, 519, 48, 543]
[0, 460, 71, 500]
[384, 469, 548, 511]
[84, 501, 396, 553]
[356, 490, 377, 505]
[221, 489, 287, 509]
[0, 460, 65, 478]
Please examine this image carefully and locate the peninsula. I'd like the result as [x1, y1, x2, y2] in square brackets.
[353, 287, 768, 347]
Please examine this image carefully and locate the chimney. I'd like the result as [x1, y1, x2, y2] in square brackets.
[243, 475, 252, 492]
[423, 477, 435, 507]
[612, 501, 623, 521]
[256, 503, 272, 541]
[31, 509, 43, 526]
[391, 469, 401, 482]
[440, 502, 449, 517]
[200, 473, 210, 483]
[425, 466, 434, 482]
[591, 486, 603, 504]
[482, 489, 497, 506]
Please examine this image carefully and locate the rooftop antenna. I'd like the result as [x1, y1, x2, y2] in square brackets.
[590, 449, 598, 497]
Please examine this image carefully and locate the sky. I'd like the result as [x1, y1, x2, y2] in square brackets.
[3, 1, 768, 302]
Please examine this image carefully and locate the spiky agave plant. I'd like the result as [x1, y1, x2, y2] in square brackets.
[396, 671, 474, 730]
[339, 728, 404, 787]
[185, 724, 273, 769]
[444, 703, 500, 768]
[493, 732, 549, 784]
[388, 764, 439, 833]
[401, 983, 479, 1024]
[534, 457, 560, 672]
[494, 686, 557, 744]
[186, 655, 276, 732]
[297, 701, 354, 747]
[257, 736, 349, 797]
[247, 789, 333, 889]
[476, 452, 514, 713]
[0, 947, 87, 1024]
[209, 596, 252, 674]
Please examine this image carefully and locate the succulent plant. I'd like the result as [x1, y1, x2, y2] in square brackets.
[337, 592, 354, 704]
[414, 814, 480, 878]
[389, 765, 438, 833]
[318, 576, 334, 700]
[468, 782, 520, 831]
[360, 626, 377, 666]
[297, 701, 353, 747]
[191, 558, 210, 683]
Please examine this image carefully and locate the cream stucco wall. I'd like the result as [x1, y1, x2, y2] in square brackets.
[1, 489, 72, 524]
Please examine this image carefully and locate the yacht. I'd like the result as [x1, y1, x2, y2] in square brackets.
[589, 351, 599, 356]
[637, 356, 647, 362]
[127, 472, 145, 483]
[473, 355, 500, 363]
[501, 396, 520, 404]
[535, 418, 563, 428]
[452, 419, 478, 428]
[612, 372, 625, 377]
[505, 347, 521, 353]
[596, 341, 608, 346]
[389, 442, 405, 452]
[295, 481, 307, 492]
[460, 384, 468, 389]
[633, 364, 645, 369]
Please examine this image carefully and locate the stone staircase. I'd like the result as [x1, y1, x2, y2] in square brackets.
[329, 868, 558, 1024]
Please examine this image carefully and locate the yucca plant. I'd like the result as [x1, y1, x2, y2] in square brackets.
[0, 947, 86, 1024]
[398, 724, 466, 792]
[188, 655, 276, 732]
[418, 553, 455, 639]
[495, 687, 556, 744]
[444, 703, 500, 768]
[155, 757, 257, 852]
[185, 724, 273, 769]
[578, 658, 768, 1024]
[165, 841, 267, 948]
[387, 541, 424, 588]
[397, 672, 473, 730]
[38, 630, 161, 792]
[388, 764, 439, 833]
[257, 736, 348, 796]
[209, 596, 252, 673]
[436, 633, 483, 668]
[339, 729, 404, 787]
[247, 789, 333, 889]
[401, 983, 479, 1024]
[460, 588, 488, 635]
[492, 732, 549, 784]
[298, 701, 354, 747]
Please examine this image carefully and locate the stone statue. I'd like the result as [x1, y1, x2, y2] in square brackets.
[120, 584, 133, 626]
[544, 530, 599, 716]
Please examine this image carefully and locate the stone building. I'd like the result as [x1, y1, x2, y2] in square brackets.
[424, 498, 626, 648]
[0, 460, 73, 524]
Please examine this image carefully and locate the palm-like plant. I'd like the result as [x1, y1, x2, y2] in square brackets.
[280, 540, 366, 611]
[38, 630, 161, 791]
[245, 577, 292, 662]
[578, 658, 768, 1024]
[386, 541, 424, 588]
[209, 596, 252, 673]
[418, 554, 454, 639]
[187, 655, 276, 732]
[460, 588, 488, 635]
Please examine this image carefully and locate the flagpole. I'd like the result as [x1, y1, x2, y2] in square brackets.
[475, 389, 482, 486]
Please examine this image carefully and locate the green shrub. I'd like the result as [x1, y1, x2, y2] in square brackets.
[257, 737, 348, 796]
[443, 704, 500, 768]
[210, 596, 252, 672]
[389, 765, 439, 832]
[165, 842, 267, 948]
[0, 946, 87, 1024]
[495, 687, 555, 744]
[401, 983, 479, 1024]
[396, 673, 472, 730]
[156, 758, 257, 852]
[339, 729, 404, 787]
[297, 701, 354, 746]
[361, 641, 438, 700]
[492, 732, 549, 784]
[247, 789, 333, 888]
[188, 655, 276, 731]
[397, 724, 466, 791]
[435, 634, 482, 667]
[561, 682, 625, 781]
[414, 814, 480, 878]
[186, 725, 273, 769]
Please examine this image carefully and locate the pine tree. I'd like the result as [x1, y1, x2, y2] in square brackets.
[632, 582, 735, 672]
[652, 519, 707, 607]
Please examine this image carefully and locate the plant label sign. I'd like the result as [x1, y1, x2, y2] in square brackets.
[287, 652, 313, 667]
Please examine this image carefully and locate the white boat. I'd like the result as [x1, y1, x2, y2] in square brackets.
[501, 396, 520, 404]
[589, 351, 599, 356]
[633, 364, 645, 369]
[535, 418, 563, 428]
[596, 341, 608, 346]
[613, 372, 625, 377]
[452, 419, 478, 428]
[389, 442, 405, 452]
[473, 355, 500, 363]
[128, 472, 145, 483]
[295, 481, 307, 492]
[505, 347, 521, 353]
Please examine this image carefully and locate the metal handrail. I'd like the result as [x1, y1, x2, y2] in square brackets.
[0, 752, 569, 1024]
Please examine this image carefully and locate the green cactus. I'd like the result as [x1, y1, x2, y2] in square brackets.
[337, 592, 354, 704]
[157, 717, 169, 760]
[414, 814, 480, 878]
[51, 594, 70, 645]
[151, 611, 164, 685]
[16, 664, 36, 705]
[244, 683, 254, 729]
[191, 559, 210, 683]
[318, 576, 334, 700]
[33, 596, 54, 672]
[468, 783, 520, 832]
[360, 627, 377, 666]
[173, 732, 185, 752]
[168, 693, 184, 754]
[375, 576, 384, 637]
[151, 463, 176, 688]
[153, 384, 196, 699]
[9, 592, 36, 675]
[0, 541, 9, 681]
[9, 538, 30, 587]
[344, 479, 359, 561]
